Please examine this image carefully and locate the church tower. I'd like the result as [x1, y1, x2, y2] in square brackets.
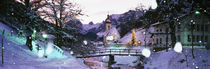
[105, 15, 111, 33]
[104, 15, 112, 45]
[103, 14, 120, 46]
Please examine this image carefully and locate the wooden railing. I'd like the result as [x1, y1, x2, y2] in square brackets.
[76, 49, 142, 58]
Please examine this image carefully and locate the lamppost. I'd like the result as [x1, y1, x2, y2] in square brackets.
[166, 27, 169, 52]
[195, 10, 204, 47]
[143, 31, 146, 47]
[42, 33, 48, 58]
[191, 19, 195, 58]
[1, 30, 5, 64]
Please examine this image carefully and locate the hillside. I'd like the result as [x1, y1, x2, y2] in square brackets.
[0, 22, 89, 69]
[144, 49, 210, 69]
[83, 10, 145, 41]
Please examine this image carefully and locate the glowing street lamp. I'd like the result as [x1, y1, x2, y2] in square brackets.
[143, 32, 146, 35]
[195, 11, 200, 15]
[33, 29, 37, 33]
[70, 51, 74, 55]
[42, 34, 48, 39]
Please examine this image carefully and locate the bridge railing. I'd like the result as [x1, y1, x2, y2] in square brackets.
[76, 49, 143, 58]
[86, 49, 142, 55]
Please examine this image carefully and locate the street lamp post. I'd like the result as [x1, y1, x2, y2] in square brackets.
[1, 30, 5, 64]
[143, 31, 146, 47]
[42, 33, 48, 58]
[191, 19, 195, 58]
[166, 27, 169, 52]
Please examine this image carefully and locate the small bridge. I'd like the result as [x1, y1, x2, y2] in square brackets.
[76, 49, 143, 58]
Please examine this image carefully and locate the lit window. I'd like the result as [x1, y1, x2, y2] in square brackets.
[156, 38, 159, 44]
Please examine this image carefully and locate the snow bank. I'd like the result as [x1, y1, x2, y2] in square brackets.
[119, 28, 154, 45]
[0, 22, 90, 69]
[144, 49, 210, 69]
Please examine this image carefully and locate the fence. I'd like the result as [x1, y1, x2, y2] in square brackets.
[77, 49, 142, 58]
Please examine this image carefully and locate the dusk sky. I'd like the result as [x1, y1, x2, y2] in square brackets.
[74, 0, 158, 24]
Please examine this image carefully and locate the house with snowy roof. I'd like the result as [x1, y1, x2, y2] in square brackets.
[150, 12, 210, 49]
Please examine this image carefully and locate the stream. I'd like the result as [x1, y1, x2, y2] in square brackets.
[83, 56, 139, 69]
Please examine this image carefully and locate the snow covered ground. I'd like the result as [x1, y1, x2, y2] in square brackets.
[144, 48, 210, 69]
[0, 22, 89, 69]
[89, 46, 150, 68]
[119, 27, 154, 45]
[90, 55, 138, 68]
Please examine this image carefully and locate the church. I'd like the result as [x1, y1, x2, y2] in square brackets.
[103, 15, 120, 45]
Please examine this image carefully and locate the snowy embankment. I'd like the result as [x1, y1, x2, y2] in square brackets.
[87, 56, 138, 69]
[119, 27, 154, 44]
[0, 22, 89, 69]
[144, 48, 210, 69]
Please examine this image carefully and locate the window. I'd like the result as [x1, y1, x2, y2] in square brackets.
[205, 25, 208, 32]
[165, 28, 169, 33]
[197, 35, 199, 42]
[205, 36, 208, 42]
[160, 29, 162, 32]
[201, 25, 204, 31]
[197, 24, 200, 31]
[192, 35, 195, 42]
[188, 35, 191, 42]
[201, 36, 204, 42]
[156, 38, 159, 44]
[177, 35, 181, 41]
[160, 38, 162, 44]
[177, 25, 181, 32]
[194, 24, 197, 31]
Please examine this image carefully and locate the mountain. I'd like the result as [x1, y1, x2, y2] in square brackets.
[83, 10, 145, 41]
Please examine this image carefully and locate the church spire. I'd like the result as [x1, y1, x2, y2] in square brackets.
[105, 14, 111, 23]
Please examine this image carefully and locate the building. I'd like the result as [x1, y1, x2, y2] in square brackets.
[103, 15, 120, 45]
[150, 12, 210, 48]
[150, 22, 171, 48]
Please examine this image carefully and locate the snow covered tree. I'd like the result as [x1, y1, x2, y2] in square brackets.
[130, 29, 137, 46]
[32, 0, 83, 46]
[37, 0, 82, 29]
[156, 0, 208, 57]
